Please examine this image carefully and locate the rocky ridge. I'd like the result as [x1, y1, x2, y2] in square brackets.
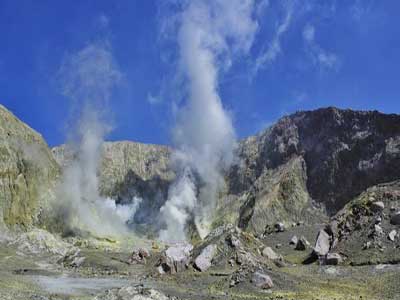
[0, 104, 59, 230]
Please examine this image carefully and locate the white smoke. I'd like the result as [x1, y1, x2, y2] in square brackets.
[55, 42, 140, 237]
[159, 0, 260, 241]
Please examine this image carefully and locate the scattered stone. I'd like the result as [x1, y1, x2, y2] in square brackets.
[325, 253, 342, 265]
[70, 256, 86, 268]
[370, 201, 385, 212]
[390, 206, 396, 212]
[388, 230, 397, 242]
[375, 216, 382, 224]
[94, 285, 174, 300]
[129, 247, 150, 264]
[324, 267, 338, 275]
[295, 236, 310, 251]
[262, 247, 279, 260]
[275, 243, 282, 249]
[228, 258, 235, 267]
[374, 224, 384, 236]
[236, 249, 258, 267]
[194, 244, 217, 272]
[158, 243, 193, 274]
[313, 229, 331, 256]
[390, 211, 400, 225]
[274, 258, 287, 268]
[362, 241, 372, 250]
[226, 234, 241, 248]
[289, 235, 298, 245]
[274, 223, 285, 232]
[251, 272, 274, 289]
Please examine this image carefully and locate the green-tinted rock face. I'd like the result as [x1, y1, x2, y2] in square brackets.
[226, 107, 400, 234]
[0, 105, 60, 230]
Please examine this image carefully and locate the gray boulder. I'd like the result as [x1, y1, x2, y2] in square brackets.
[390, 211, 400, 225]
[194, 244, 217, 272]
[158, 243, 193, 274]
[325, 253, 342, 265]
[295, 236, 310, 251]
[274, 223, 285, 232]
[370, 201, 385, 212]
[388, 230, 397, 241]
[251, 272, 274, 289]
[262, 247, 279, 260]
[289, 235, 298, 245]
[313, 229, 331, 256]
[374, 224, 384, 236]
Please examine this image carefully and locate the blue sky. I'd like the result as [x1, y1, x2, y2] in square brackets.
[0, 0, 399, 147]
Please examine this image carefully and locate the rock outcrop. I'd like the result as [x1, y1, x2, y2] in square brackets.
[332, 180, 400, 265]
[226, 107, 400, 234]
[0, 105, 60, 230]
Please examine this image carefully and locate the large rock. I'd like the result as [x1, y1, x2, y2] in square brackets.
[194, 244, 217, 272]
[388, 230, 397, 241]
[370, 201, 385, 212]
[251, 272, 274, 289]
[158, 243, 193, 274]
[313, 229, 331, 256]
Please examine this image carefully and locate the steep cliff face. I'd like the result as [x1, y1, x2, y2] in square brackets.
[227, 107, 400, 233]
[0, 105, 60, 230]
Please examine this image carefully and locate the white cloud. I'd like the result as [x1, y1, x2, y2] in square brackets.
[302, 23, 315, 42]
[97, 14, 110, 29]
[252, 1, 294, 75]
[302, 23, 340, 71]
[147, 92, 162, 105]
[351, 0, 374, 21]
[256, 0, 270, 17]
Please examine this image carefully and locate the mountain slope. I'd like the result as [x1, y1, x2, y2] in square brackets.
[0, 104, 60, 230]
[227, 107, 400, 234]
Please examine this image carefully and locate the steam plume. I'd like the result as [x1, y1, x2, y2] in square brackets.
[159, 0, 260, 241]
[55, 42, 140, 237]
